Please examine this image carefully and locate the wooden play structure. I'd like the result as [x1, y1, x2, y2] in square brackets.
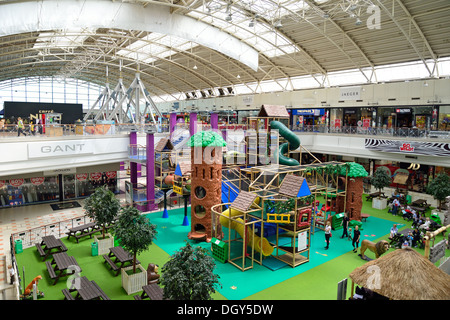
[209, 104, 353, 271]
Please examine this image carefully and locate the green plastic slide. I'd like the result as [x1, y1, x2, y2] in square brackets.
[270, 120, 301, 166]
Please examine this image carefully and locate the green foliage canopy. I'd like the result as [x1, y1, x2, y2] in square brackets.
[113, 206, 158, 273]
[371, 167, 392, 195]
[187, 131, 227, 148]
[160, 242, 221, 300]
[83, 186, 121, 239]
[426, 172, 450, 209]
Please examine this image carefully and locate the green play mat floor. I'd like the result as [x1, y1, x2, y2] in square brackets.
[14, 196, 444, 300]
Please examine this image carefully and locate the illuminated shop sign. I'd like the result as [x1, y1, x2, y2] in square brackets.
[291, 109, 325, 116]
[395, 108, 412, 113]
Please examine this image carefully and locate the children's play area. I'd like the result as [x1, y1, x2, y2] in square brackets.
[10, 105, 450, 301]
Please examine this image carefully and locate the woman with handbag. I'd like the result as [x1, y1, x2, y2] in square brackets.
[324, 221, 332, 250]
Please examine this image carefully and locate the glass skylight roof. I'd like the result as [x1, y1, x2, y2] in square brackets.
[116, 33, 196, 63]
[188, 1, 299, 58]
[33, 29, 93, 50]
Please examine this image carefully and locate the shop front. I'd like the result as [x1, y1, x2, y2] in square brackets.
[0, 164, 120, 209]
[291, 108, 325, 131]
[377, 106, 435, 130]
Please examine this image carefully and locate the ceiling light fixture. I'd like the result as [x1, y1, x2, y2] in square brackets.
[355, 18, 362, 26]
[249, 19, 255, 27]
[226, 13, 232, 21]
[193, 65, 198, 70]
[274, 20, 282, 28]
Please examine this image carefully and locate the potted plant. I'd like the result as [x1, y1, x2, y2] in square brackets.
[160, 242, 221, 300]
[370, 168, 391, 210]
[113, 206, 157, 295]
[83, 186, 120, 254]
[426, 172, 450, 214]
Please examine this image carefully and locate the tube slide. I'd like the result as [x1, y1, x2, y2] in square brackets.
[270, 120, 301, 166]
[219, 206, 274, 257]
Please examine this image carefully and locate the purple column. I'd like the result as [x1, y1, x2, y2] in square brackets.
[130, 130, 138, 188]
[211, 113, 218, 131]
[169, 112, 177, 136]
[189, 112, 197, 136]
[146, 130, 156, 211]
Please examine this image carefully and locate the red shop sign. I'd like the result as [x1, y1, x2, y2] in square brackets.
[90, 172, 102, 181]
[106, 171, 117, 179]
[76, 173, 88, 181]
[10, 178, 24, 187]
[0, 180, 5, 188]
[30, 177, 45, 186]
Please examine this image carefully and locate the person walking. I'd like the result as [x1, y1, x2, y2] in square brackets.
[341, 212, 350, 239]
[352, 225, 360, 253]
[17, 117, 25, 136]
[324, 221, 332, 250]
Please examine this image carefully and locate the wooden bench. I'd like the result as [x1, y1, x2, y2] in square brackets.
[361, 214, 370, 222]
[62, 288, 75, 300]
[102, 254, 120, 274]
[133, 295, 142, 300]
[45, 261, 57, 280]
[91, 280, 110, 300]
[35, 243, 46, 257]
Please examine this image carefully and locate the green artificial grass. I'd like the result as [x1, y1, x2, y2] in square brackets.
[15, 193, 448, 300]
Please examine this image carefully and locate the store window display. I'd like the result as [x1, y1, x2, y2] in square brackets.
[0, 171, 118, 208]
[0, 176, 59, 207]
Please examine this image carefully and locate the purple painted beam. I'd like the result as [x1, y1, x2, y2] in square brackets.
[146, 130, 156, 211]
[169, 112, 177, 136]
[189, 112, 197, 136]
[130, 130, 138, 188]
[211, 113, 218, 131]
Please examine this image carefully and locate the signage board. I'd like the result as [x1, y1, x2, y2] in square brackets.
[339, 86, 361, 101]
[365, 139, 450, 157]
[28, 140, 94, 159]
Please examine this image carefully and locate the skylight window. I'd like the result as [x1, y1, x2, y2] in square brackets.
[188, 0, 298, 58]
[33, 29, 93, 49]
[117, 33, 197, 64]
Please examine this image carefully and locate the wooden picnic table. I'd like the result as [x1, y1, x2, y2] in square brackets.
[365, 192, 386, 201]
[47, 252, 81, 285]
[410, 205, 428, 215]
[66, 222, 100, 243]
[411, 199, 430, 208]
[134, 283, 165, 300]
[103, 246, 140, 276]
[70, 276, 110, 300]
[36, 235, 68, 261]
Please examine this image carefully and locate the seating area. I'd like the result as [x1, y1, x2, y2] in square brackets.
[133, 283, 164, 300]
[103, 246, 140, 276]
[66, 222, 100, 243]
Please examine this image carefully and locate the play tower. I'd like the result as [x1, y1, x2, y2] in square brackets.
[187, 131, 227, 242]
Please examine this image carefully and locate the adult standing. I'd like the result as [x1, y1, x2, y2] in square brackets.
[324, 221, 332, 250]
[352, 225, 360, 253]
[341, 212, 350, 239]
[17, 117, 25, 136]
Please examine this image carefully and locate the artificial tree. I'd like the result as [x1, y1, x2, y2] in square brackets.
[113, 206, 158, 273]
[83, 185, 121, 239]
[426, 172, 450, 211]
[160, 242, 221, 300]
[371, 167, 392, 198]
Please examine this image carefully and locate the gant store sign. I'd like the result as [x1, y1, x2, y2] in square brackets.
[365, 139, 450, 157]
[28, 140, 94, 158]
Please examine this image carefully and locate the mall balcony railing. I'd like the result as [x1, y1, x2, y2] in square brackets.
[292, 125, 449, 140]
[1, 122, 448, 140]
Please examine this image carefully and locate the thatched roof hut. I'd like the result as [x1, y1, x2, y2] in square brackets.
[349, 248, 450, 300]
